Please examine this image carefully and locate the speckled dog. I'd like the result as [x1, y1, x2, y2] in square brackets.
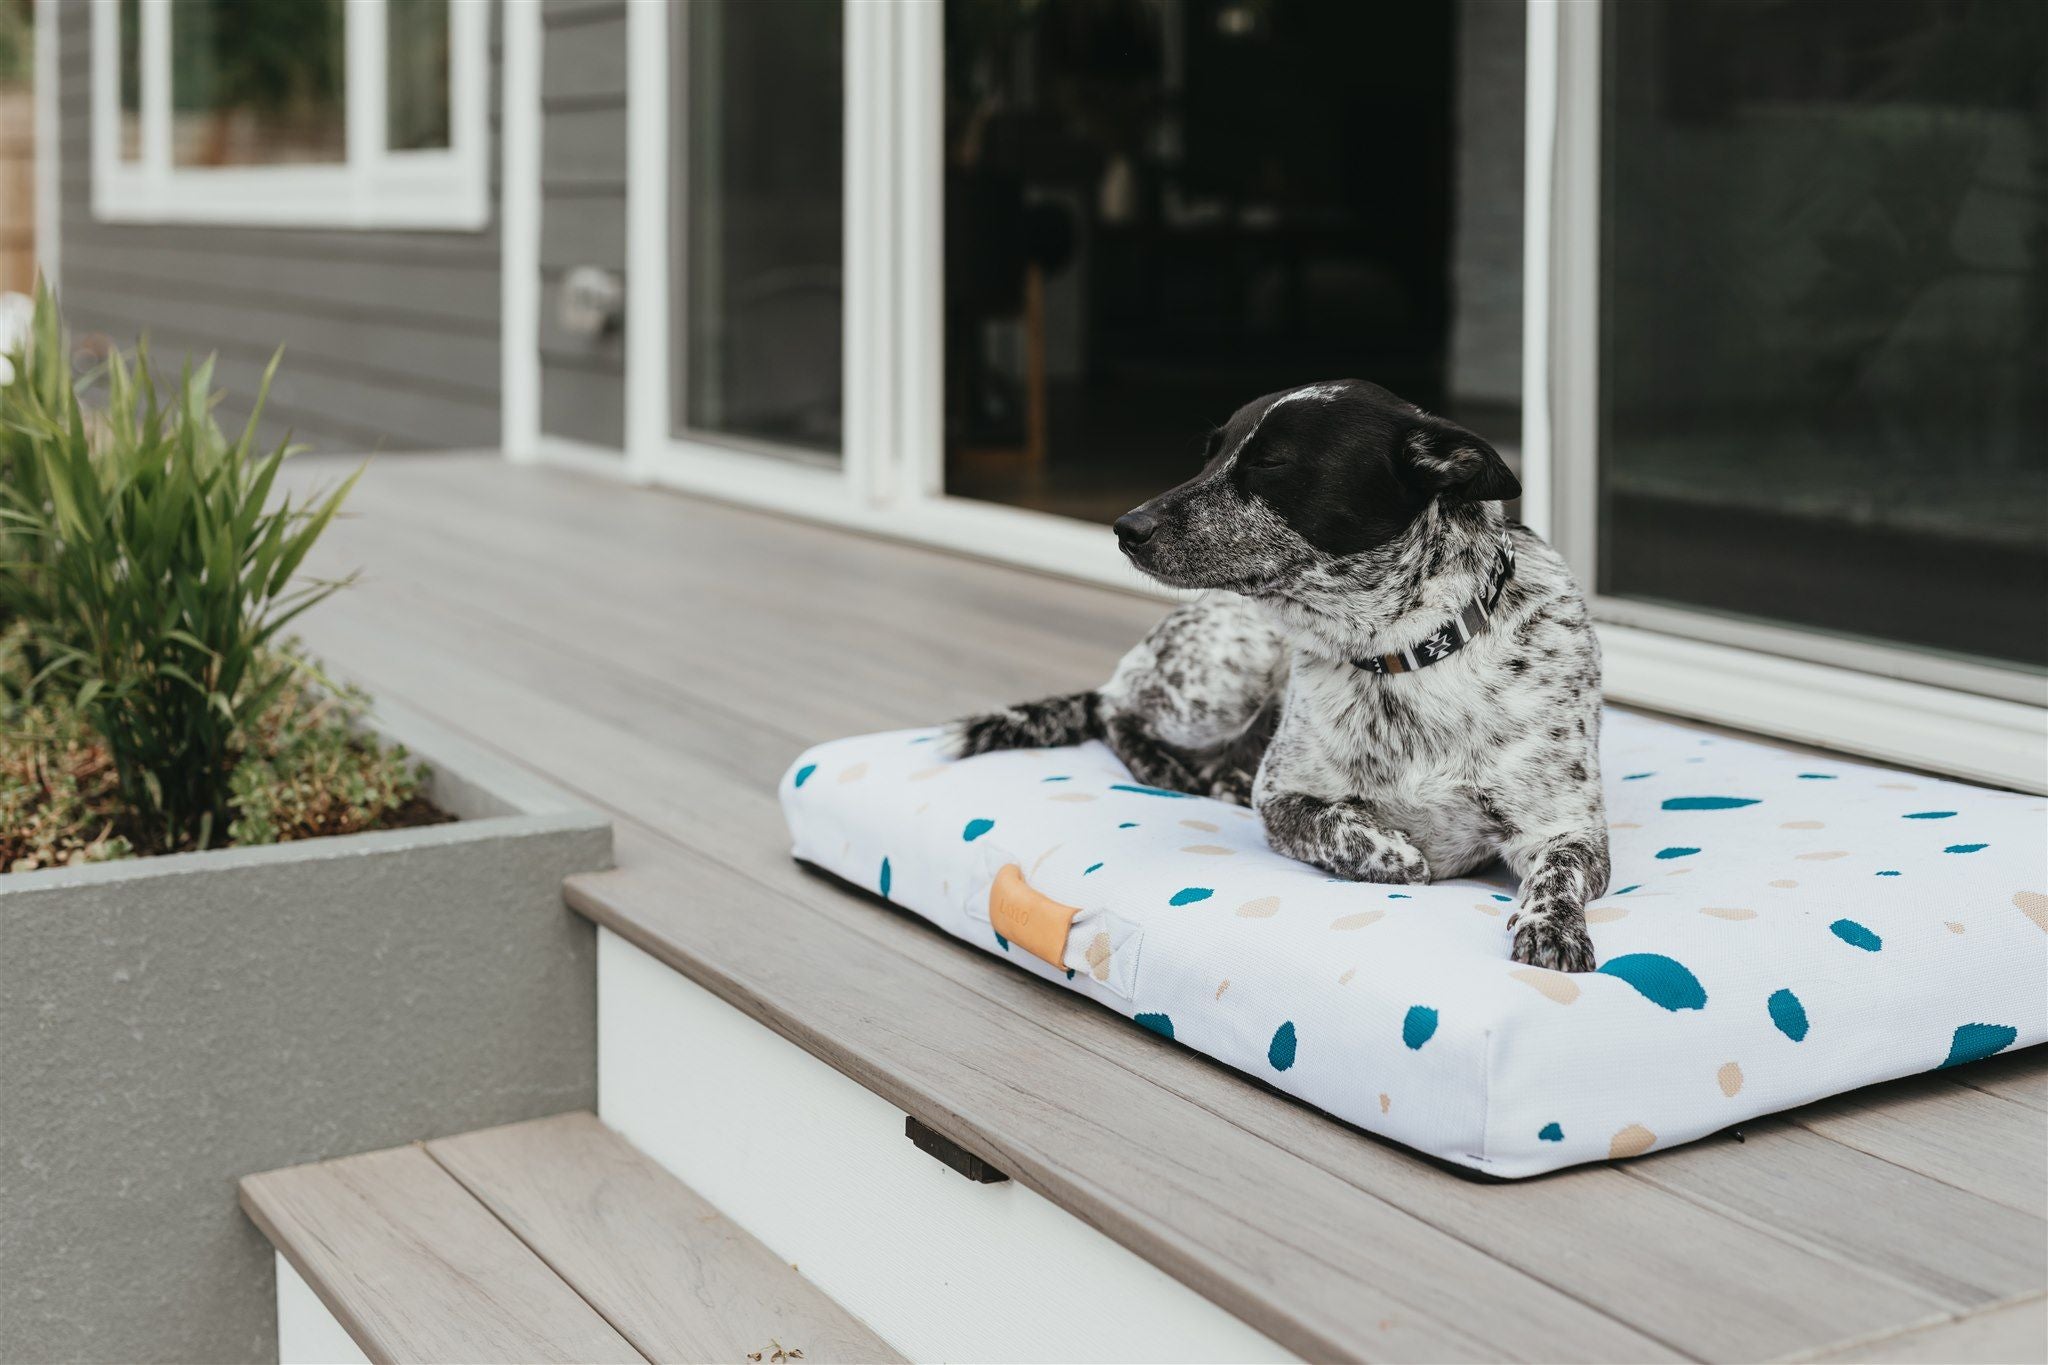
[945, 379, 1610, 972]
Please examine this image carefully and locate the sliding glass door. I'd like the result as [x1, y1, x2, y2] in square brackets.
[1592, 0, 2047, 683]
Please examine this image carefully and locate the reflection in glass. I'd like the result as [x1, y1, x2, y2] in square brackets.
[1600, 0, 2048, 670]
[943, 0, 1524, 523]
[118, 0, 140, 161]
[170, 0, 345, 167]
[680, 1, 844, 456]
[387, 0, 451, 152]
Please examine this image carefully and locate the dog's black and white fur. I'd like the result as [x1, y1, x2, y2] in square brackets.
[945, 379, 1610, 972]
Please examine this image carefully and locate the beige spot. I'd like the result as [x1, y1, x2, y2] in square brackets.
[1183, 844, 1236, 856]
[907, 765, 945, 782]
[1878, 782, 1916, 790]
[1510, 968, 1580, 1005]
[1946, 921, 1966, 935]
[1030, 845, 1063, 878]
[1331, 910, 1384, 931]
[1181, 819, 1220, 833]
[1215, 979, 1230, 1000]
[1237, 896, 1282, 919]
[838, 762, 869, 783]
[1609, 821, 1642, 830]
[1048, 792, 1097, 803]
[2017, 890, 2048, 933]
[1585, 905, 1629, 924]
[1378, 1093, 1391, 1114]
[1665, 867, 1692, 876]
[1780, 820, 1824, 830]
[1700, 906, 1757, 921]
[1473, 901, 1505, 916]
[1339, 968, 1357, 985]
[914, 802, 929, 815]
[1769, 879, 1799, 889]
[1608, 1124, 1657, 1159]
[1797, 850, 1850, 861]
[1717, 1062, 1744, 1097]
[1086, 932, 1112, 982]
[941, 880, 950, 896]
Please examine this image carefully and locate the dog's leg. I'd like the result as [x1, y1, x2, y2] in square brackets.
[1259, 791, 1431, 883]
[1503, 829, 1609, 973]
[943, 691, 1101, 759]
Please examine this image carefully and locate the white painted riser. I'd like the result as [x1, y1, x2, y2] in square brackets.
[596, 928, 1292, 1365]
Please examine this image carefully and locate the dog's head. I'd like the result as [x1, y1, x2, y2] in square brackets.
[1113, 380, 1519, 593]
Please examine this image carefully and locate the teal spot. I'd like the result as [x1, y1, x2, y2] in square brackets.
[1829, 919, 1882, 952]
[1655, 846, 1700, 860]
[1042, 775, 1071, 782]
[1083, 862, 1104, 875]
[1402, 1005, 1439, 1050]
[1492, 893, 1514, 902]
[962, 818, 995, 842]
[1768, 988, 1809, 1041]
[1940, 1023, 2018, 1068]
[994, 930, 1009, 951]
[1388, 893, 1412, 900]
[793, 763, 817, 788]
[1945, 843, 1988, 854]
[1136, 1012, 1175, 1041]
[1110, 783, 1191, 798]
[1538, 1122, 1564, 1143]
[1598, 954, 1708, 1011]
[1268, 1021, 1298, 1071]
[1169, 886, 1214, 906]
[1662, 796, 1759, 810]
[1876, 870, 1901, 877]
[1118, 821, 1139, 829]
[879, 858, 892, 898]
[1623, 772, 1655, 780]
[911, 735, 935, 744]
[1903, 810, 1955, 819]
[1065, 967, 1075, 980]
[1798, 773, 1837, 780]
[1615, 884, 1641, 895]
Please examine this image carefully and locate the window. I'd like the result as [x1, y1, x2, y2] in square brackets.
[674, 0, 845, 459]
[92, 0, 488, 229]
[1595, 0, 2047, 683]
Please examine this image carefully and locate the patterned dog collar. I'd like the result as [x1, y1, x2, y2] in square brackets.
[1352, 534, 1517, 676]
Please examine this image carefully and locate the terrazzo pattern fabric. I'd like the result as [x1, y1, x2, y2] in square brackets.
[780, 710, 2048, 1177]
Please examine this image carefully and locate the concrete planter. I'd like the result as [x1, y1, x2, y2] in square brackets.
[0, 702, 612, 1364]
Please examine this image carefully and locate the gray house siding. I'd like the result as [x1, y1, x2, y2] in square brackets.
[539, 0, 627, 450]
[53, 5, 503, 457]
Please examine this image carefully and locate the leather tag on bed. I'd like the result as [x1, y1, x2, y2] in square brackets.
[989, 864, 1080, 970]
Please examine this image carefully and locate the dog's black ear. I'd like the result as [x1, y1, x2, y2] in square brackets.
[1400, 420, 1521, 504]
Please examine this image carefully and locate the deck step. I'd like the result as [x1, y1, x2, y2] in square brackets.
[240, 1112, 900, 1365]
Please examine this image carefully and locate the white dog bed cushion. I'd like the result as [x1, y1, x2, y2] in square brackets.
[780, 710, 2046, 1177]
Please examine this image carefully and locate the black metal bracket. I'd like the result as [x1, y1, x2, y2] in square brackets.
[904, 1116, 1010, 1183]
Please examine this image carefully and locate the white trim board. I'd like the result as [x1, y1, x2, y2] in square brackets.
[500, 0, 542, 460]
[596, 927, 1294, 1365]
[89, 0, 489, 230]
[274, 1251, 371, 1365]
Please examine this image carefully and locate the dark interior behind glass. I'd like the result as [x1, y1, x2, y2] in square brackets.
[1600, 0, 2048, 670]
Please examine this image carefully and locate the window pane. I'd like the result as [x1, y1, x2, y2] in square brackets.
[1599, 0, 2048, 671]
[387, 0, 450, 152]
[118, 0, 140, 161]
[680, 1, 844, 456]
[171, 0, 345, 167]
[942, 0, 1523, 522]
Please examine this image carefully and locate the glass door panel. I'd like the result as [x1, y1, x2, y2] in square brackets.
[1598, 0, 2048, 671]
[941, 0, 1525, 522]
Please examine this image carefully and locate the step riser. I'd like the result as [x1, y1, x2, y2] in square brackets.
[274, 1252, 369, 1365]
[597, 928, 1292, 1364]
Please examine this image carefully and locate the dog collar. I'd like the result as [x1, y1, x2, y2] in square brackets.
[1352, 534, 1516, 675]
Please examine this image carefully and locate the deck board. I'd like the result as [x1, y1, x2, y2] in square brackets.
[285, 455, 2048, 1364]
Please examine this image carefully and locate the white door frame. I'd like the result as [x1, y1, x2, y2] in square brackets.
[556, 0, 2044, 790]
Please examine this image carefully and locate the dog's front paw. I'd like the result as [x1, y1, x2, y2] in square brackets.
[1508, 913, 1597, 973]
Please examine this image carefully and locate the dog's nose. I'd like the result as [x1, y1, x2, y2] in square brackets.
[1114, 510, 1157, 548]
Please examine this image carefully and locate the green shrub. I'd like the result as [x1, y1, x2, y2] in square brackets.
[0, 283, 363, 853]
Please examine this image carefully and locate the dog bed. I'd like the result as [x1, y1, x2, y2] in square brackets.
[779, 710, 2046, 1177]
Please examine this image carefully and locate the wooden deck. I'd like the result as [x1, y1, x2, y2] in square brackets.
[285, 453, 2047, 1364]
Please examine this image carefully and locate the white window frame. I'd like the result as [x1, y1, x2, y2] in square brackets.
[90, 0, 489, 230]
[522, 0, 2046, 792]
